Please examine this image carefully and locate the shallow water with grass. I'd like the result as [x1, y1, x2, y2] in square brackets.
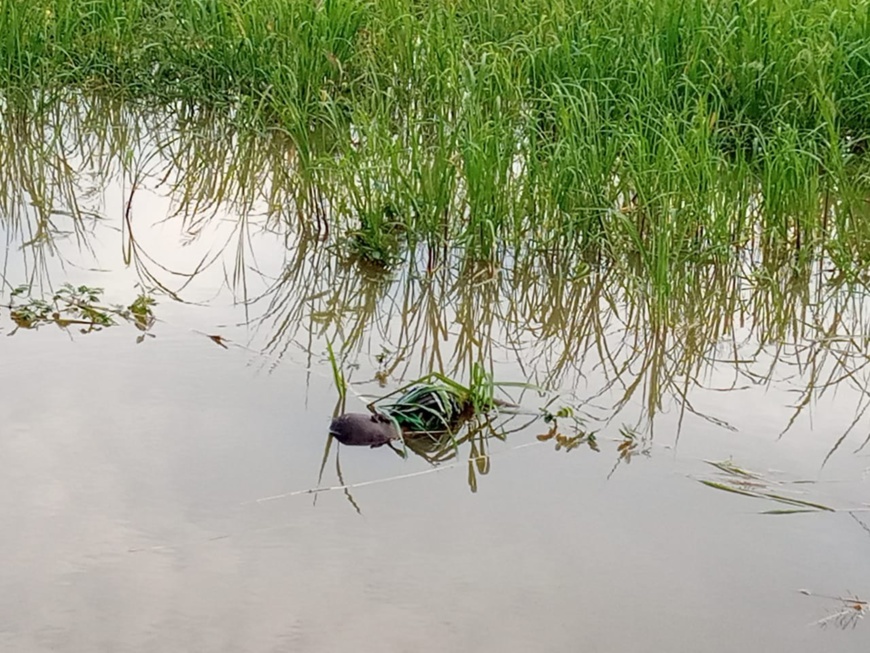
[2, 90, 870, 650]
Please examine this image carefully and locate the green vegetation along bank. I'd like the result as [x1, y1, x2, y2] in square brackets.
[3, 0, 870, 281]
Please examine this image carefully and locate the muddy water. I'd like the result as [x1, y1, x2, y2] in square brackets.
[0, 100, 868, 651]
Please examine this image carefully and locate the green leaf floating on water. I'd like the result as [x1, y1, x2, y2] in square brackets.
[5, 284, 157, 336]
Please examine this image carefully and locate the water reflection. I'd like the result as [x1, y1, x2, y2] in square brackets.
[2, 92, 870, 483]
[2, 94, 870, 649]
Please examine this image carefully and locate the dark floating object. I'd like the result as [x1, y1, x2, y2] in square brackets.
[329, 412, 399, 448]
[328, 374, 518, 449]
[329, 384, 469, 448]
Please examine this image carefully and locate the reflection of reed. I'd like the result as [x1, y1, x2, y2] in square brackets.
[4, 95, 870, 473]
[241, 236, 870, 472]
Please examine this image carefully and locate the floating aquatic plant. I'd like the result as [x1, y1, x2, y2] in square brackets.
[375, 380, 467, 432]
[3, 283, 156, 337]
[368, 365, 510, 435]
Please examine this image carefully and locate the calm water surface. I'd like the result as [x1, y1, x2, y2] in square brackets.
[0, 99, 868, 652]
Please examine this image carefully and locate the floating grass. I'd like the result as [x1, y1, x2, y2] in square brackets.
[3, 283, 157, 337]
[698, 459, 837, 512]
[379, 383, 465, 432]
[370, 373, 474, 434]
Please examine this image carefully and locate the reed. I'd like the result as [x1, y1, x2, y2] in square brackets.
[3, 0, 870, 279]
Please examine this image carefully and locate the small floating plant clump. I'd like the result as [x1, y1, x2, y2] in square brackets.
[329, 371, 508, 451]
[375, 379, 469, 433]
[324, 370, 602, 494]
[3, 284, 156, 338]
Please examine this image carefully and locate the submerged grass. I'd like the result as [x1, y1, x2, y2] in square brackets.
[2, 1, 870, 278]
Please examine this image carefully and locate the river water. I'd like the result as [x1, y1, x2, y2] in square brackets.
[0, 97, 868, 652]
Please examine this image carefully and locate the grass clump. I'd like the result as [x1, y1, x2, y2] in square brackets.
[370, 366, 502, 433]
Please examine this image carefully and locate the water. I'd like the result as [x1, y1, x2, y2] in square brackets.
[0, 96, 868, 651]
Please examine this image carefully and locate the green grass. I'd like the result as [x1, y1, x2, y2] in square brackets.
[3, 0, 870, 281]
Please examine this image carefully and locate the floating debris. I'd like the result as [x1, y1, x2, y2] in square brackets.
[376, 382, 467, 432]
[329, 372, 505, 449]
[3, 283, 157, 337]
[697, 459, 836, 513]
[800, 589, 868, 630]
